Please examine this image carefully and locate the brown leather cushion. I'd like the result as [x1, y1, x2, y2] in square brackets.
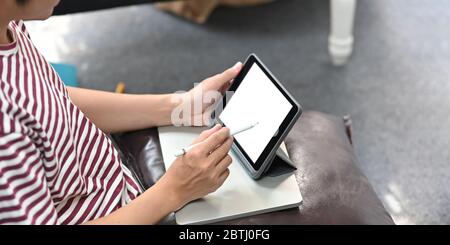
[112, 111, 395, 225]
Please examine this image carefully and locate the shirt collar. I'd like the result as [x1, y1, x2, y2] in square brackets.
[0, 22, 19, 57]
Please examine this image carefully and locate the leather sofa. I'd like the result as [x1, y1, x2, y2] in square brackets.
[112, 111, 395, 225]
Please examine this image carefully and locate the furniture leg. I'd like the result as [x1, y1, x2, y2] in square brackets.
[329, 0, 357, 66]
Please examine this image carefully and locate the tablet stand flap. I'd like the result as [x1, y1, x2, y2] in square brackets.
[264, 147, 297, 177]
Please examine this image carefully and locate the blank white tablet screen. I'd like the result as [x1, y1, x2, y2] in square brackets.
[219, 63, 292, 163]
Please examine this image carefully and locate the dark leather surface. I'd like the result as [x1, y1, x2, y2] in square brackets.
[112, 111, 395, 225]
[112, 129, 166, 190]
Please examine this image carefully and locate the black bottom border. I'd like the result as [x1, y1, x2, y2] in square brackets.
[0, 225, 444, 244]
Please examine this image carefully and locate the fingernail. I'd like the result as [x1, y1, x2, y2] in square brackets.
[232, 62, 242, 70]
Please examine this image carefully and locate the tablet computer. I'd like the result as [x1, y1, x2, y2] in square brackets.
[215, 54, 302, 179]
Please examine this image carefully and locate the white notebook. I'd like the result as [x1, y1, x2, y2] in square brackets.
[158, 126, 302, 225]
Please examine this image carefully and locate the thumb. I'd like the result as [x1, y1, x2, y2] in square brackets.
[193, 124, 222, 144]
[209, 62, 243, 88]
[220, 62, 243, 82]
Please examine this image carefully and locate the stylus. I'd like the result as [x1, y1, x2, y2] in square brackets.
[174, 122, 259, 157]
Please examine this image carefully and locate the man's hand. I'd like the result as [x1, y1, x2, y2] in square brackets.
[171, 62, 243, 126]
[158, 124, 234, 211]
[84, 124, 233, 225]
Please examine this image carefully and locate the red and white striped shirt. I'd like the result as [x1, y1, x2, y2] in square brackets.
[0, 21, 141, 224]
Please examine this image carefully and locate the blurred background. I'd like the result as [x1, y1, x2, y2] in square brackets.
[25, 0, 450, 224]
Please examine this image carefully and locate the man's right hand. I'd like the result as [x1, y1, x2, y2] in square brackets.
[158, 124, 234, 211]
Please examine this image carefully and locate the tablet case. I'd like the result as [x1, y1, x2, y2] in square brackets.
[218, 54, 302, 180]
[264, 148, 297, 177]
[231, 144, 297, 178]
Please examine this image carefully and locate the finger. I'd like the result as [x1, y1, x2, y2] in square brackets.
[215, 154, 233, 174]
[192, 124, 222, 144]
[208, 62, 243, 90]
[208, 136, 233, 164]
[219, 62, 242, 83]
[218, 80, 231, 94]
[202, 111, 215, 127]
[216, 168, 230, 188]
[199, 127, 230, 154]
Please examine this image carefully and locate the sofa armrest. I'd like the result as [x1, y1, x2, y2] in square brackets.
[222, 111, 394, 224]
[112, 111, 394, 225]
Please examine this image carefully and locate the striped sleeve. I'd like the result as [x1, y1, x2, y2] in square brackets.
[0, 132, 58, 225]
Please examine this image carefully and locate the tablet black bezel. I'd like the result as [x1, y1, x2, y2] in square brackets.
[216, 55, 300, 172]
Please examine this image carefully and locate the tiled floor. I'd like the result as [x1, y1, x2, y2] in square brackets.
[26, 0, 450, 224]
